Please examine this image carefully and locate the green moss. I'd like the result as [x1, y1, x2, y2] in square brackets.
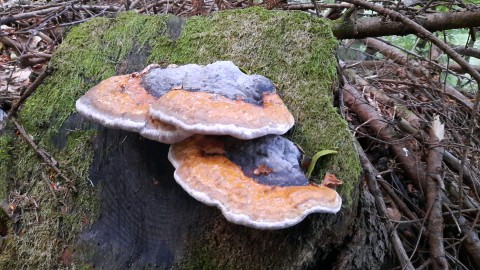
[1, 8, 360, 268]
[0, 127, 100, 268]
[0, 12, 172, 269]
[0, 134, 13, 199]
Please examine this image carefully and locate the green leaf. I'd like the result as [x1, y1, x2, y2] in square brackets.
[306, 150, 338, 179]
[239, 67, 250, 75]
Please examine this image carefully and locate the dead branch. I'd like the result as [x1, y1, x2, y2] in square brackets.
[453, 46, 480, 59]
[354, 75, 424, 129]
[425, 117, 448, 270]
[370, 78, 475, 111]
[0, 36, 22, 55]
[343, 81, 427, 190]
[332, 10, 480, 39]
[455, 215, 480, 269]
[441, 195, 480, 269]
[342, 0, 480, 86]
[448, 63, 480, 74]
[283, 2, 352, 10]
[377, 179, 419, 221]
[443, 151, 480, 196]
[362, 38, 426, 77]
[0, 6, 63, 25]
[344, 2, 480, 204]
[354, 139, 414, 270]
[17, 53, 52, 68]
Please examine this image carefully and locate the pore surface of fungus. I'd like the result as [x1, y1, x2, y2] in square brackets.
[168, 135, 342, 229]
[75, 73, 192, 144]
[147, 61, 294, 139]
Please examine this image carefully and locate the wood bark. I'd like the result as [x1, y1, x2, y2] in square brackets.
[425, 122, 448, 270]
[332, 10, 480, 39]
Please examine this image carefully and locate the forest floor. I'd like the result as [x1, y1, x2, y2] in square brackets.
[1, 0, 479, 269]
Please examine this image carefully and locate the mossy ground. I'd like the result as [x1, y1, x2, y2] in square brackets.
[0, 8, 360, 268]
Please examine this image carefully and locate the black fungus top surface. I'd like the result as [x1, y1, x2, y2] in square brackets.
[141, 61, 275, 105]
[225, 135, 309, 186]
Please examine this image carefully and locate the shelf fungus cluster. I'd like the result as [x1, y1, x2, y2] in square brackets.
[76, 61, 342, 229]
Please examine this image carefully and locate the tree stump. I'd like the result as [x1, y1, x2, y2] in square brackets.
[0, 8, 384, 269]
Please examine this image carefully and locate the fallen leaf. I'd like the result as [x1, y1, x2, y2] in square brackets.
[61, 247, 74, 266]
[61, 205, 69, 215]
[253, 164, 273, 176]
[81, 214, 90, 229]
[417, 95, 429, 102]
[50, 181, 61, 191]
[321, 173, 343, 188]
[386, 207, 402, 221]
[29, 36, 42, 49]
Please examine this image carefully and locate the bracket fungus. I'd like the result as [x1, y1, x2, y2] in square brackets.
[75, 73, 192, 144]
[76, 61, 342, 230]
[145, 61, 295, 139]
[76, 61, 293, 142]
[168, 135, 342, 230]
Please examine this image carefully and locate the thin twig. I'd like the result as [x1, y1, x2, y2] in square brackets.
[11, 119, 76, 191]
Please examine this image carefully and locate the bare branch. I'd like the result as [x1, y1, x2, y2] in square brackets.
[333, 10, 480, 39]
